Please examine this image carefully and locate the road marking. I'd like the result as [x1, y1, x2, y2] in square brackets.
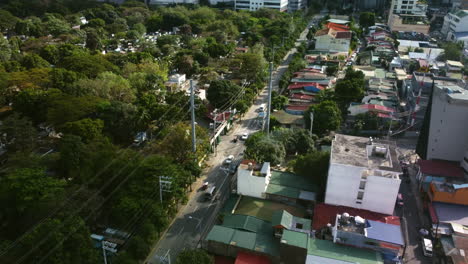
[178, 226, 185, 235]
[192, 205, 199, 213]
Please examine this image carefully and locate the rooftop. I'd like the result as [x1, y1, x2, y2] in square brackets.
[436, 84, 468, 102]
[365, 220, 404, 245]
[271, 210, 312, 232]
[331, 134, 402, 173]
[433, 202, 468, 226]
[271, 110, 304, 126]
[222, 214, 273, 234]
[234, 196, 306, 222]
[205, 225, 279, 256]
[313, 203, 399, 230]
[239, 160, 269, 177]
[280, 229, 308, 249]
[306, 239, 384, 264]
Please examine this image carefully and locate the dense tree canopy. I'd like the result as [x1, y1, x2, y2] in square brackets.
[305, 100, 342, 136]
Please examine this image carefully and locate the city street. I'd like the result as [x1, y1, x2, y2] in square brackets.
[145, 20, 313, 264]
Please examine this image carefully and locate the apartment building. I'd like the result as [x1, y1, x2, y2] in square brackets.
[235, 0, 288, 12]
[441, 9, 468, 45]
[325, 134, 402, 215]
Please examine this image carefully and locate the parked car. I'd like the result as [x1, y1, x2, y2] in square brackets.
[422, 238, 433, 257]
[205, 186, 217, 201]
[241, 133, 248, 140]
[224, 155, 234, 165]
[201, 182, 209, 190]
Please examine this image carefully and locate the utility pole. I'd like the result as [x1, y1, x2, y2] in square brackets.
[159, 176, 172, 203]
[190, 80, 196, 153]
[309, 111, 314, 136]
[212, 109, 218, 156]
[102, 241, 108, 264]
[265, 62, 273, 135]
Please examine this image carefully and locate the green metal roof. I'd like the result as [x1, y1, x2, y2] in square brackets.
[280, 230, 308, 249]
[232, 230, 256, 249]
[266, 184, 300, 199]
[206, 225, 235, 244]
[307, 239, 384, 264]
[222, 214, 273, 234]
[269, 170, 318, 192]
[294, 217, 312, 232]
[454, 10, 468, 18]
[205, 225, 279, 256]
[271, 210, 293, 228]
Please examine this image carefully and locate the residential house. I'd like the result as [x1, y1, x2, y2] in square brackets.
[332, 213, 405, 258]
[324, 134, 402, 215]
[237, 161, 271, 199]
[272, 210, 311, 237]
[428, 182, 468, 206]
[165, 73, 189, 92]
[314, 23, 352, 54]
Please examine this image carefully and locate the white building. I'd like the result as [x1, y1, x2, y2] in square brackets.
[237, 161, 271, 199]
[235, 0, 288, 12]
[441, 9, 468, 46]
[325, 134, 402, 215]
[424, 84, 468, 162]
[314, 28, 351, 53]
[391, 0, 427, 15]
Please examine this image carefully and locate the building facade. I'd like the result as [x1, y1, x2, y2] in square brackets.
[425, 84, 468, 162]
[235, 0, 288, 11]
[441, 9, 468, 46]
[237, 161, 271, 199]
[391, 0, 427, 15]
[288, 0, 304, 12]
[325, 134, 402, 215]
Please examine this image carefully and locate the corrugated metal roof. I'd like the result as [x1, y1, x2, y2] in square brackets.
[222, 214, 273, 234]
[307, 239, 384, 264]
[206, 225, 280, 256]
[206, 225, 236, 244]
[269, 170, 318, 192]
[235, 251, 271, 264]
[280, 230, 308, 249]
[266, 184, 300, 199]
[365, 220, 404, 245]
[271, 210, 293, 228]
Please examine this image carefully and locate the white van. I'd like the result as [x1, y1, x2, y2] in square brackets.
[422, 238, 433, 257]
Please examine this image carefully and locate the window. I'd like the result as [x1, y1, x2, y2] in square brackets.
[359, 181, 367, 190]
[401, 5, 407, 9]
[356, 201, 362, 204]
[357, 191, 364, 200]
[402, 1, 408, 3]
[296, 223, 303, 229]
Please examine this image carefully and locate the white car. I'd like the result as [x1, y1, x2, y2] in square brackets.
[224, 155, 234, 165]
[422, 238, 433, 257]
[241, 133, 248, 140]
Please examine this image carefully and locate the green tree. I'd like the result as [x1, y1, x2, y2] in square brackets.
[21, 54, 50, 69]
[76, 71, 135, 103]
[325, 65, 338, 76]
[47, 91, 103, 125]
[61, 118, 104, 142]
[271, 91, 288, 110]
[0, 10, 18, 32]
[207, 80, 242, 108]
[293, 151, 330, 190]
[441, 42, 463, 61]
[359, 12, 375, 29]
[97, 101, 139, 144]
[305, 101, 341, 136]
[244, 132, 286, 165]
[176, 249, 214, 264]
[0, 113, 37, 152]
[231, 45, 266, 83]
[57, 134, 85, 180]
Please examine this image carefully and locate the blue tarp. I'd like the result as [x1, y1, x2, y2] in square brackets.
[304, 86, 321, 93]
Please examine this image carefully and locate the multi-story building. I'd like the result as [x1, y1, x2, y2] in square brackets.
[324, 134, 402, 215]
[353, 0, 386, 10]
[234, 0, 288, 11]
[417, 84, 468, 163]
[391, 0, 427, 15]
[441, 9, 468, 46]
[288, 0, 304, 12]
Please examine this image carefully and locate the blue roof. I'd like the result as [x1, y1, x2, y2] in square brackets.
[365, 220, 404, 246]
[454, 31, 468, 39]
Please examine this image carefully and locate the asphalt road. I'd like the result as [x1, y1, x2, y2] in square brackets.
[145, 22, 313, 264]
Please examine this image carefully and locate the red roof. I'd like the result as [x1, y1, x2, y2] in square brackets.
[235, 252, 271, 264]
[240, 159, 256, 166]
[418, 159, 465, 178]
[327, 22, 350, 31]
[377, 113, 392, 118]
[207, 111, 232, 122]
[287, 82, 325, 90]
[286, 105, 310, 111]
[360, 104, 395, 113]
[312, 203, 397, 230]
[335, 31, 352, 39]
[290, 94, 315, 100]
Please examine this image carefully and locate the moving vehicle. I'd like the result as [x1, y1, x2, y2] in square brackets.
[224, 155, 234, 165]
[201, 182, 209, 190]
[258, 104, 265, 112]
[422, 238, 433, 257]
[205, 186, 216, 201]
[241, 133, 248, 140]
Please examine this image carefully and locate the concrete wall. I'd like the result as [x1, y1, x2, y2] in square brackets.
[325, 164, 401, 215]
[237, 168, 268, 199]
[325, 164, 364, 207]
[363, 175, 401, 215]
[427, 86, 468, 162]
